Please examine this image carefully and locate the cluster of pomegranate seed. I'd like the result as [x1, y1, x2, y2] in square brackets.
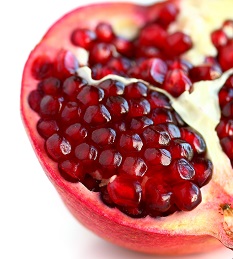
[27, 2, 233, 218]
[28, 64, 213, 217]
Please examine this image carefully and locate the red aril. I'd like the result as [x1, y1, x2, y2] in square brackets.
[21, 0, 233, 256]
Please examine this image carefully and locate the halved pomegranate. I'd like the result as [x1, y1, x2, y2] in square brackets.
[21, 0, 233, 255]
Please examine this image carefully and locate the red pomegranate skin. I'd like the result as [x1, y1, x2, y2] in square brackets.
[21, 0, 233, 255]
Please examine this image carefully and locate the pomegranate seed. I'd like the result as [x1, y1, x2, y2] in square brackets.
[218, 41, 233, 71]
[220, 136, 233, 160]
[71, 28, 96, 49]
[113, 37, 134, 58]
[142, 125, 171, 147]
[62, 76, 87, 100]
[222, 100, 233, 117]
[31, 55, 54, 80]
[45, 133, 71, 161]
[38, 77, 61, 95]
[37, 119, 59, 139]
[189, 64, 222, 82]
[106, 96, 129, 118]
[144, 148, 171, 166]
[129, 116, 154, 132]
[65, 123, 88, 144]
[147, 91, 172, 110]
[180, 127, 206, 155]
[28, 90, 43, 112]
[107, 57, 132, 73]
[218, 86, 233, 108]
[107, 175, 142, 208]
[216, 118, 233, 138]
[55, 50, 79, 78]
[155, 123, 181, 139]
[39, 95, 60, 118]
[163, 69, 192, 97]
[155, 2, 179, 27]
[211, 29, 228, 49]
[59, 101, 81, 125]
[136, 46, 163, 59]
[98, 149, 122, 170]
[98, 79, 125, 96]
[118, 132, 143, 152]
[58, 159, 84, 182]
[168, 139, 194, 161]
[151, 108, 177, 125]
[145, 179, 172, 215]
[124, 82, 148, 98]
[83, 104, 111, 125]
[95, 22, 115, 42]
[91, 128, 116, 146]
[192, 158, 213, 187]
[100, 186, 115, 207]
[167, 59, 193, 74]
[139, 24, 167, 49]
[172, 182, 202, 211]
[119, 156, 147, 177]
[77, 85, 104, 106]
[89, 42, 115, 65]
[165, 32, 193, 57]
[128, 98, 151, 117]
[75, 143, 98, 162]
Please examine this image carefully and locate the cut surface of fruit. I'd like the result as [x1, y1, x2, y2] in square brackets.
[21, 0, 233, 255]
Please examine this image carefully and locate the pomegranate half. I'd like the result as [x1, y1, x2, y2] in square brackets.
[21, 0, 233, 255]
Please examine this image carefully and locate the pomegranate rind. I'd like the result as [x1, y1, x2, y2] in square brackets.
[21, 1, 233, 255]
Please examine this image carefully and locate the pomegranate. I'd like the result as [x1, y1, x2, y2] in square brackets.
[20, 0, 233, 255]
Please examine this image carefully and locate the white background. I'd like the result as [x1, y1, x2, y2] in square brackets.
[0, 0, 232, 258]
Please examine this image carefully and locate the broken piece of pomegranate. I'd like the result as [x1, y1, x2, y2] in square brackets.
[21, 0, 233, 255]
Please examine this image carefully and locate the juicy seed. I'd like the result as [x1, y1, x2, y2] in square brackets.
[71, 28, 96, 49]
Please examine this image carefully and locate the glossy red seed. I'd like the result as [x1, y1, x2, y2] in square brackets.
[136, 45, 163, 59]
[58, 159, 84, 182]
[77, 85, 104, 106]
[83, 104, 111, 125]
[163, 69, 192, 97]
[91, 128, 116, 146]
[65, 123, 87, 144]
[216, 118, 233, 138]
[145, 179, 172, 214]
[189, 64, 222, 82]
[220, 136, 233, 160]
[218, 86, 233, 108]
[71, 28, 96, 49]
[38, 77, 61, 95]
[107, 175, 142, 207]
[222, 100, 233, 117]
[107, 57, 131, 73]
[172, 182, 201, 211]
[167, 59, 193, 74]
[106, 96, 129, 117]
[129, 116, 154, 132]
[168, 139, 194, 161]
[139, 24, 167, 48]
[119, 157, 147, 177]
[113, 37, 134, 58]
[168, 158, 195, 185]
[147, 91, 172, 110]
[155, 2, 179, 27]
[128, 98, 151, 117]
[155, 123, 181, 139]
[165, 32, 193, 57]
[142, 125, 171, 147]
[59, 101, 81, 125]
[31, 55, 54, 80]
[28, 90, 43, 112]
[62, 76, 87, 100]
[75, 143, 98, 162]
[98, 149, 122, 170]
[98, 79, 125, 96]
[192, 158, 213, 187]
[45, 133, 71, 161]
[211, 29, 228, 49]
[180, 127, 206, 154]
[151, 108, 177, 125]
[95, 22, 115, 42]
[40, 95, 60, 118]
[124, 82, 148, 99]
[89, 43, 115, 65]
[37, 119, 59, 139]
[144, 148, 171, 166]
[118, 132, 143, 152]
[218, 42, 233, 71]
